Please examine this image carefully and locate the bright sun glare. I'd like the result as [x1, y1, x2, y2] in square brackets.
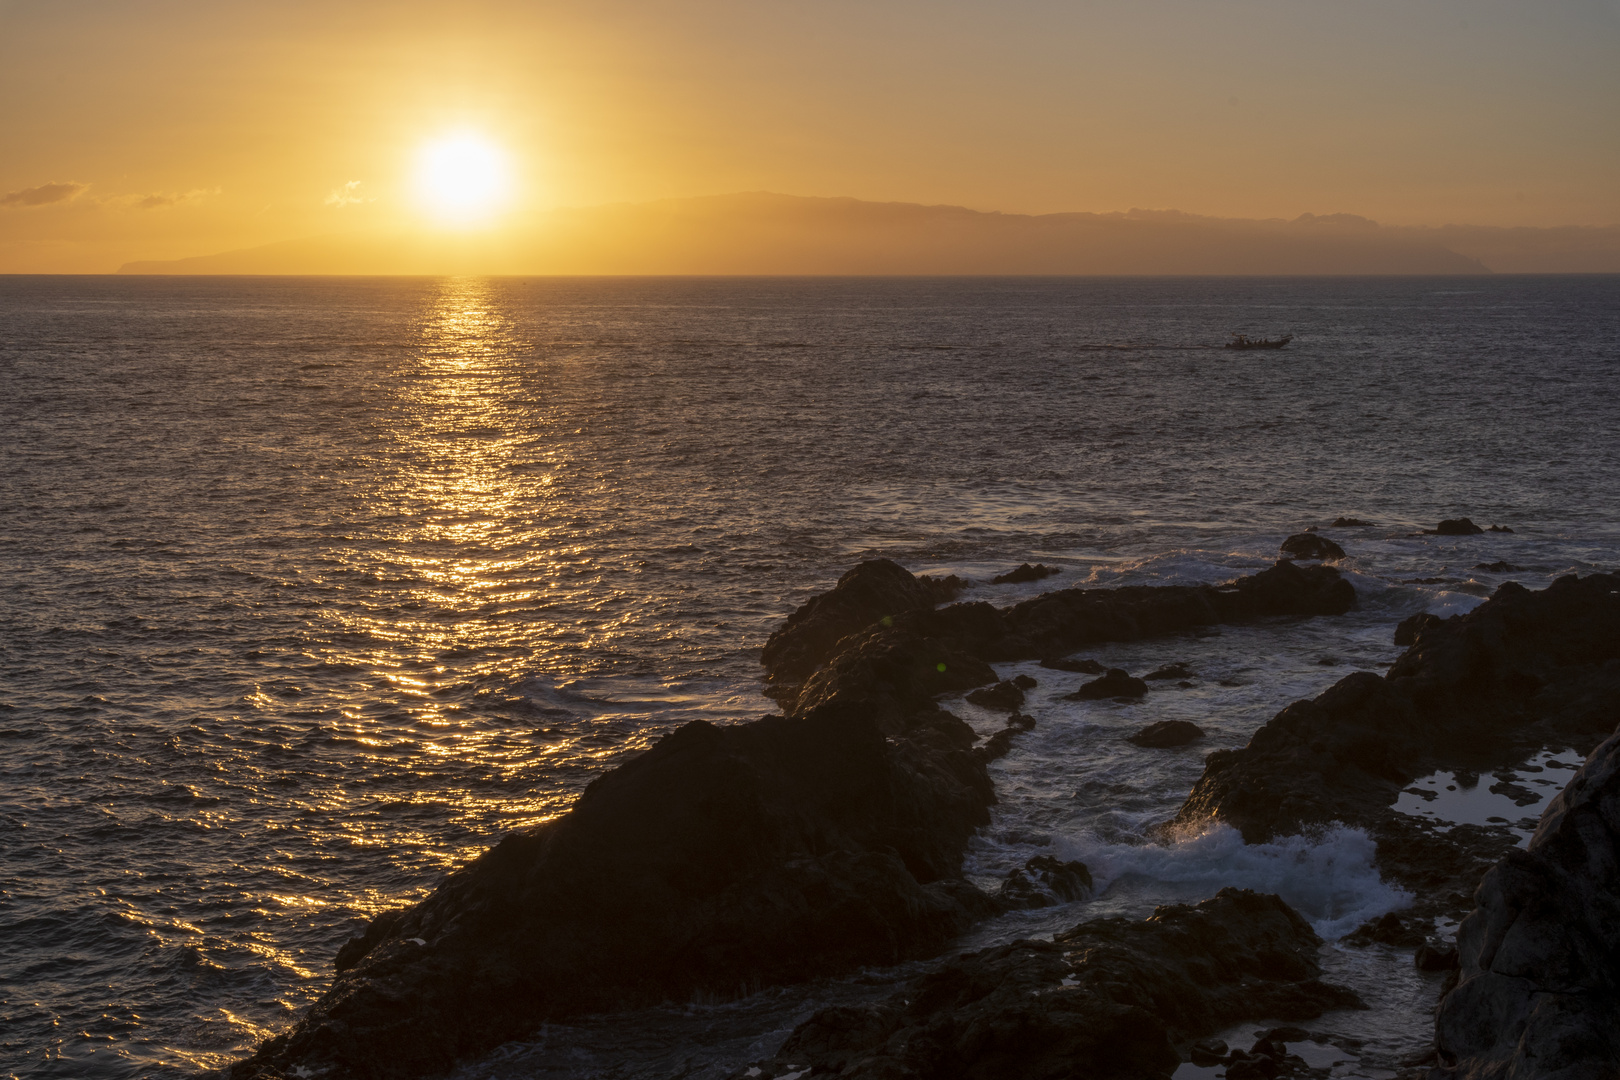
[414, 133, 512, 225]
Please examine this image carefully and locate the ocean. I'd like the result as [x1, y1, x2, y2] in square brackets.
[1, 273, 1617, 1079]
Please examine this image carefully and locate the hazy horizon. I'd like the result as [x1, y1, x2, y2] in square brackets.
[4, 0, 1618, 273]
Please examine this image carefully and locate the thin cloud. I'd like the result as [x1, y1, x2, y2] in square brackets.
[326, 180, 373, 208]
[123, 188, 219, 210]
[1, 181, 89, 208]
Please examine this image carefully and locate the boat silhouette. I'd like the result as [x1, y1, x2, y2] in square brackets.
[1224, 333, 1293, 350]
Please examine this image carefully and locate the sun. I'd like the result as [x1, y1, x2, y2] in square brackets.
[413, 133, 512, 225]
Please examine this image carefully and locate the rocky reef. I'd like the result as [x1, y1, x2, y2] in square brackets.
[1174, 572, 1620, 920]
[735, 888, 1362, 1080]
[1433, 728, 1620, 1079]
[223, 556, 1362, 1079]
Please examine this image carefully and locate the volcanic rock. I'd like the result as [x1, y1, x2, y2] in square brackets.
[976, 712, 1036, 763]
[739, 889, 1361, 1080]
[1414, 942, 1458, 972]
[965, 679, 1025, 712]
[1041, 656, 1107, 674]
[761, 558, 946, 693]
[224, 704, 998, 1080]
[992, 562, 1061, 585]
[1394, 611, 1443, 646]
[998, 855, 1093, 908]
[1128, 720, 1207, 748]
[235, 557, 1372, 1079]
[998, 559, 1355, 661]
[1428, 518, 1486, 536]
[1433, 728, 1620, 1078]
[1067, 668, 1149, 700]
[1281, 531, 1347, 561]
[1172, 573, 1620, 917]
[1343, 911, 1428, 949]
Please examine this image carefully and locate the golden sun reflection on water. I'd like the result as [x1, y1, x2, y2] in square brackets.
[319, 276, 598, 834]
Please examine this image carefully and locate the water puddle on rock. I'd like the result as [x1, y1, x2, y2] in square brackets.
[1393, 748, 1584, 843]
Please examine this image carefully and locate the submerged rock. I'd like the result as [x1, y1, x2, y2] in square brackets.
[1433, 729, 1620, 1078]
[992, 562, 1061, 585]
[1427, 518, 1486, 535]
[739, 889, 1361, 1080]
[1144, 661, 1194, 680]
[1129, 719, 1206, 748]
[1067, 667, 1149, 700]
[1041, 656, 1107, 674]
[1473, 560, 1520, 572]
[998, 854, 1093, 908]
[1343, 911, 1429, 949]
[1333, 517, 1376, 527]
[1281, 531, 1347, 561]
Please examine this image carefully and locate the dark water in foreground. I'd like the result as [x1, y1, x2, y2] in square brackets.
[1, 274, 1617, 1079]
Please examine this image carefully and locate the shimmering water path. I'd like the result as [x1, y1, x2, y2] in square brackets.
[1, 275, 1616, 1078]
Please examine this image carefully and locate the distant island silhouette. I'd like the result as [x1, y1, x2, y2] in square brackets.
[117, 192, 1620, 275]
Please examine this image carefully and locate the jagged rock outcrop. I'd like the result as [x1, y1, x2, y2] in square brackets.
[773, 559, 1355, 716]
[229, 557, 1365, 1079]
[761, 558, 957, 699]
[735, 889, 1361, 1080]
[1173, 573, 1620, 914]
[223, 704, 996, 1080]
[1432, 729, 1620, 1079]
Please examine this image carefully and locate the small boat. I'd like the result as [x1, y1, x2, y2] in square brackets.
[1224, 333, 1293, 350]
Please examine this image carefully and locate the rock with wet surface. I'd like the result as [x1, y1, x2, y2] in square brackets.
[1176, 573, 1620, 843]
[1280, 531, 1347, 561]
[1427, 518, 1486, 536]
[223, 703, 999, 1080]
[1432, 727, 1620, 1079]
[998, 855, 1093, 908]
[1128, 719, 1206, 748]
[761, 558, 948, 696]
[1173, 573, 1620, 927]
[1395, 611, 1444, 646]
[736, 889, 1361, 1080]
[1333, 517, 1376, 527]
[1067, 667, 1149, 700]
[1041, 656, 1107, 674]
[991, 562, 1061, 585]
[965, 679, 1025, 712]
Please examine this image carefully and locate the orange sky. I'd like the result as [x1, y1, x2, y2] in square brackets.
[3, 0, 1617, 272]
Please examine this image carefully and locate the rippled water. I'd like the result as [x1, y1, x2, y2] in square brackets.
[2, 274, 1617, 1079]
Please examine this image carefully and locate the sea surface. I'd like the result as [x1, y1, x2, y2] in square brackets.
[1, 274, 1617, 1080]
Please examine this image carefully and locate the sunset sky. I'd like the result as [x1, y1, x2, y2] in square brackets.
[3, 0, 1617, 272]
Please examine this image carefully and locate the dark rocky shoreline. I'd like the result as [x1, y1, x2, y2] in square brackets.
[221, 559, 1620, 1080]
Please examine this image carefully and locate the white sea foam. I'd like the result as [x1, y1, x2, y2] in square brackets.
[1062, 822, 1411, 941]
